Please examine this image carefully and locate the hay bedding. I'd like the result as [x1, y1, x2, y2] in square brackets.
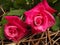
[0, 29, 60, 45]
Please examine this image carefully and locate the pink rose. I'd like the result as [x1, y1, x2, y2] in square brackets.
[4, 16, 28, 42]
[24, 0, 56, 34]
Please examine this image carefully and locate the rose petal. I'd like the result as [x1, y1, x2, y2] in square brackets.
[42, 0, 56, 14]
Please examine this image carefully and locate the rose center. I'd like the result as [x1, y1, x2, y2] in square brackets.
[34, 16, 42, 26]
[7, 26, 18, 37]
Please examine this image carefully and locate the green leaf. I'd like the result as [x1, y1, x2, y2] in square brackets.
[1, 18, 7, 25]
[7, 9, 26, 16]
[0, 27, 4, 39]
[48, 0, 58, 4]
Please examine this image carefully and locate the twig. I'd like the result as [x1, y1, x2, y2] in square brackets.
[28, 41, 30, 45]
[34, 41, 39, 45]
[51, 39, 59, 45]
[29, 39, 35, 45]
[34, 32, 45, 45]
[29, 33, 37, 39]
[22, 42, 26, 45]
[28, 33, 41, 39]
[0, 6, 5, 14]
[53, 37, 60, 44]
[53, 30, 60, 39]
[47, 28, 52, 45]
[45, 31, 48, 45]
[50, 32, 58, 36]
[41, 32, 44, 38]
[17, 37, 27, 45]
[47, 38, 59, 45]
[42, 41, 45, 45]
[17, 42, 20, 45]
[22, 37, 46, 42]
[1, 39, 4, 45]
[5, 43, 17, 45]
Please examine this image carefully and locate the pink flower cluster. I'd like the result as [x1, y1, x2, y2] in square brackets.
[4, 0, 56, 42]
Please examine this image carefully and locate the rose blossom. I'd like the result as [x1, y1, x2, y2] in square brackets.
[24, 0, 56, 34]
[4, 16, 28, 42]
